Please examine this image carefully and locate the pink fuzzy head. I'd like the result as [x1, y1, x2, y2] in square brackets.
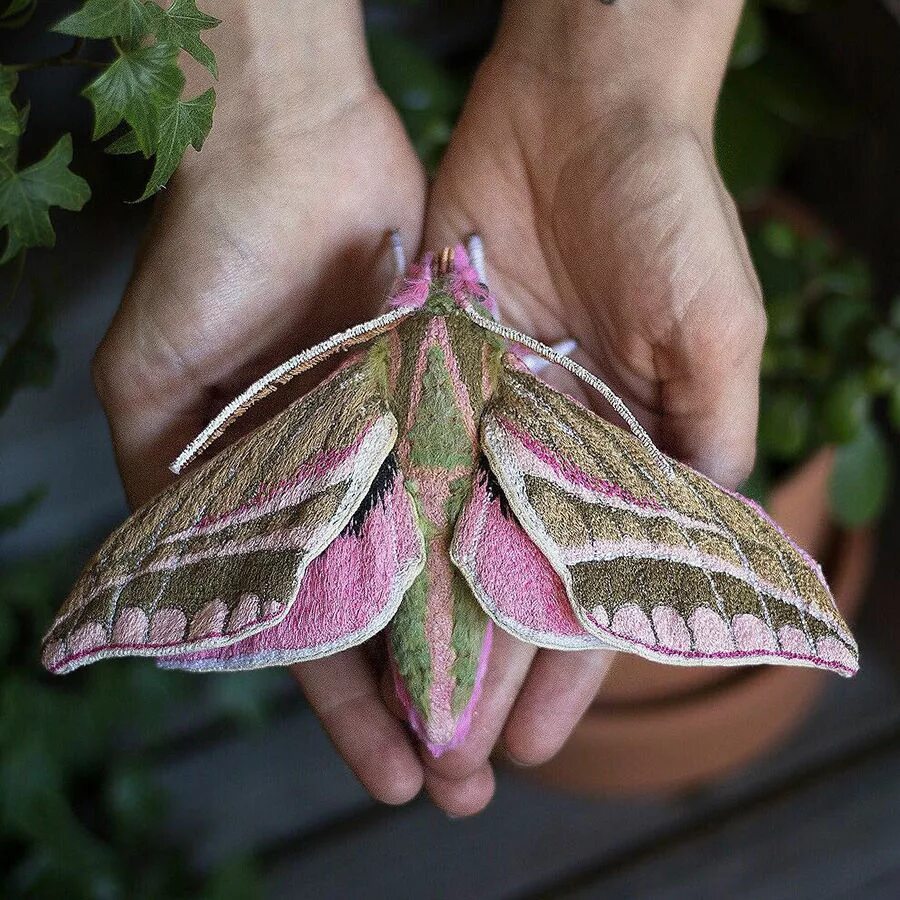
[389, 245, 499, 319]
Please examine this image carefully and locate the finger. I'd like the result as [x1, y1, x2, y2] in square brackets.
[502, 648, 615, 767]
[291, 650, 424, 806]
[419, 628, 536, 782]
[425, 762, 496, 819]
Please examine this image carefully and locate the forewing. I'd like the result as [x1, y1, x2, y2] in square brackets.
[162, 454, 426, 669]
[42, 349, 399, 674]
[481, 362, 859, 676]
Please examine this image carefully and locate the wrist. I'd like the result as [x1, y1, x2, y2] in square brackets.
[196, 0, 375, 114]
[493, 0, 744, 131]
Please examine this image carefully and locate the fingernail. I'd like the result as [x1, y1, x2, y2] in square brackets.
[504, 750, 536, 768]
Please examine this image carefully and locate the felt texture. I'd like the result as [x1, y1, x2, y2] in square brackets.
[42, 350, 399, 673]
[42, 243, 858, 763]
[480, 364, 858, 676]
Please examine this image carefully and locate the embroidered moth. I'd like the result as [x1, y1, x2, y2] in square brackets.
[42, 239, 858, 756]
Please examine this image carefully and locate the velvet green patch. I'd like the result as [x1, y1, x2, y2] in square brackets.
[409, 344, 473, 469]
[449, 572, 488, 715]
[389, 566, 432, 718]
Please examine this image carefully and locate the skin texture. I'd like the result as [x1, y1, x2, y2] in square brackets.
[91, 0, 763, 816]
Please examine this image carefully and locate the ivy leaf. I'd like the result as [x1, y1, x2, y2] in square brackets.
[730, 0, 767, 69]
[149, 0, 221, 77]
[105, 128, 143, 156]
[0, 0, 36, 29]
[0, 134, 91, 263]
[830, 423, 892, 526]
[137, 88, 213, 199]
[83, 42, 184, 154]
[0, 68, 20, 148]
[55, 0, 154, 45]
[0, 289, 55, 412]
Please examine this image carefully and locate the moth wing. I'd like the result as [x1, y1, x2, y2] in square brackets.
[163, 453, 425, 669]
[42, 349, 406, 674]
[479, 361, 858, 676]
[450, 461, 609, 651]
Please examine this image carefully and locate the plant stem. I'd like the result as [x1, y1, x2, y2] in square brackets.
[7, 38, 106, 73]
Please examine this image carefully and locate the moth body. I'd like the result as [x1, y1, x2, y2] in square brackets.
[383, 303, 502, 752]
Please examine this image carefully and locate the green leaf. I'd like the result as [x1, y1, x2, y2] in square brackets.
[0, 0, 36, 28]
[0, 487, 44, 534]
[105, 127, 143, 155]
[368, 28, 463, 171]
[816, 292, 871, 350]
[0, 134, 91, 263]
[715, 73, 792, 200]
[55, 0, 154, 44]
[760, 219, 797, 258]
[137, 87, 214, 199]
[889, 384, 900, 431]
[201, 859, 263, 900]
[149, 0, 221, 77]
[821, 374, 870, 444]
[758, 390, 810, 461]
[830, 423, 892, 526]
[742, 39, 851, 133]
[730, 0, 767, 69]
[83, 41, 184, 153]
[818, 256, 871, 299]
[0, 289, 55, 411]
[0, 67, 21, 147]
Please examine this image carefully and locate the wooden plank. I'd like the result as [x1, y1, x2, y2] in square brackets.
[152, 703, 372, 869]
[555, 733, 900, 899]
[258, 642, 900, 899]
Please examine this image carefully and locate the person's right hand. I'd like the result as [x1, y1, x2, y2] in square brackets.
[91, 1, 429, 807]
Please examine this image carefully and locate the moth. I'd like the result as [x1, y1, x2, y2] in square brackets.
[42, 238, 858, 757]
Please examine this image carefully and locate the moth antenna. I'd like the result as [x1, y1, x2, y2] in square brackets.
[463, 308, 675, 478]
[389, 230, 407, 279]
[524, 338, 578, 373]
[466, 234, 487, 285]
[170, 306, 414, 475]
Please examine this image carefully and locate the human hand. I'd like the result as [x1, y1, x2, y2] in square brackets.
[420, 0, 766, 812]
[92, 1, 430, 807]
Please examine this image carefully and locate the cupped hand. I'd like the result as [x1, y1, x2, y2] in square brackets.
[92, 3, 430, 807]
[419, 8, 766, 813]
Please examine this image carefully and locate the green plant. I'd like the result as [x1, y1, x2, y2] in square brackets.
[716, 0, 851, 203]
[1, 0, 219, 270]
[748, 218, 898, 525]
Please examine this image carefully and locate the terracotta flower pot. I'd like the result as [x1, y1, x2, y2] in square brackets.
[530, 449, 872, 795]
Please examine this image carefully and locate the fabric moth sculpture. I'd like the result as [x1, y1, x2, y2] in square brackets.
[42, 239, 859, 756]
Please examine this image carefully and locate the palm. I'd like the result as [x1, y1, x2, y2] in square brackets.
[427, 56, 764, 487]
[100, 86, 425, 504]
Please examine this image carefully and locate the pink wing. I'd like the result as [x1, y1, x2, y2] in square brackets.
[42, 348, 424, 674]
[164, 455, 425, 669]
[451, 461, 608, 651]
[474, 363, 858, 676]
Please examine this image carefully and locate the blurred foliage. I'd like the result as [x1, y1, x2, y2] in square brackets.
[0, 0, 894, 896]
[0, 510, 276, 897]
[0, 0, 219, 268]
[748, 218, 898, 524]
[716, 0, 852, 202]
